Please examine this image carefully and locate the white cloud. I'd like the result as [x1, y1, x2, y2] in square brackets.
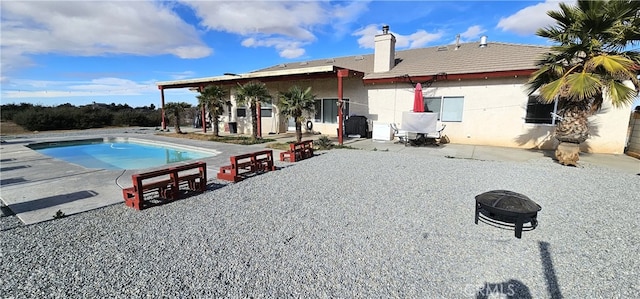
[403, 30, 443, 49]
[329, 1, 371, 38]
[181, 1, 324, 40]
[0, 1, 212, 75]
[2, 78, 156, 99]
[242, 37, 306, 59]
[353, 25, 380, 49]
[353, 24, 443, 49]
[497, 0, 572, 35]
[280, 48, 306, 59]
[449, 25, 487, 44]
[460, 25, 486, 40]
[180, 0, 369, 58]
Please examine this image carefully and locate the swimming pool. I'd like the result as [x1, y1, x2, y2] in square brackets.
[28, 138, 217, 170]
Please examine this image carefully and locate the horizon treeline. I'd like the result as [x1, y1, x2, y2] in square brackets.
[1, 102, 163, 131]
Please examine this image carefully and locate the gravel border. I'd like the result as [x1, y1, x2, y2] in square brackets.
[1, 146, 639, 298]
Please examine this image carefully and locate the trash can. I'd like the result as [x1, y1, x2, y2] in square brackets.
[228, 122, 237, 134]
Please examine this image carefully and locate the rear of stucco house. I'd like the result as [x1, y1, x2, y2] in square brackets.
[157, 27, 633, 154]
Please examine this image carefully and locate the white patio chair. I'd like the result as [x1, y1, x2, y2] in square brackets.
[390, 123, 408, 145]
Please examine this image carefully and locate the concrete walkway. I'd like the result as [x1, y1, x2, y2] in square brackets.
[1, 129, 638, 225]
[343, 138, 640, 175]
[249, 130, 639, 174]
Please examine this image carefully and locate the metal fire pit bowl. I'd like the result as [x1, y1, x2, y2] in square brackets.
[475, 190, 541, 239]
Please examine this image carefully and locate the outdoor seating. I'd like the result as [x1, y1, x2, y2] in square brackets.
[279, 140, 314, 162]
[392, 122, 447, 146]
[217, 150, 275, 182]
[122, 161, 207, 210]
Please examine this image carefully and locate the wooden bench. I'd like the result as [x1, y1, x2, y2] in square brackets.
[217, 150, 275, 182]
[280, 140, 314, 162]
[122, 161, 207, 210]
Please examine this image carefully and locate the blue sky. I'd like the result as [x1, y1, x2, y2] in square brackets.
[1, 0, 639, 109]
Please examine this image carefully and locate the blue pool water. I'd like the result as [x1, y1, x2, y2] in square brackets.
[30, 140, 214, 170]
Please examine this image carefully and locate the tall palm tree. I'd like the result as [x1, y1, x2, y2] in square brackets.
[278, 85, 317, 142]
[197, 85, 227, 137]
[526, 0, 640, 166]
[235, 81, 271, 139]
[164, 102, 192, 134]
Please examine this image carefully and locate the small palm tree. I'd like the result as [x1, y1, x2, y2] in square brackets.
[197, 85, 227, 137]
[278, 85, 316, 142]
[164, 102, 192, 133]
[235, 81, 271, 139]
[526, 0, 639, 165]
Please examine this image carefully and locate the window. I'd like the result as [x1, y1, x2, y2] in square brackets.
[424, 97, 441, 115]
[260, 102, 272, 118]
[314, 99, 349, 123]
[236, 106, 246, 118]
[424, 96, 464, 122]
[525, 96, 558, 124]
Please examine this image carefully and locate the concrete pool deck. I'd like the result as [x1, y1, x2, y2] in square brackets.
[0, 131, 284, 225]
[1, 128, 638, 225]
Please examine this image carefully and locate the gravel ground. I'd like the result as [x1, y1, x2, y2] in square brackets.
[1, 135, 639, 298]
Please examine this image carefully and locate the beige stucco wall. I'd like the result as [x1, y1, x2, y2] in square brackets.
[366, 78, 559, 148]
[222, 76, 631, 154]
[365, 78, 632, 153]
[226, 77, 366, 137]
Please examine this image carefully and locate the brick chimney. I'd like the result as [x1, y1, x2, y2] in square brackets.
[374, 25, 396, 73]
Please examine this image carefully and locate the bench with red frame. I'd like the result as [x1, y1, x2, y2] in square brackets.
[122, 161, 207, 210]
[217, 150, 275, 182]
[279, 140, 314, 162]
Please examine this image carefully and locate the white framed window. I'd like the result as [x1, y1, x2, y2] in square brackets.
[525, 95, 559, 125]
[424, 96, 464, 122]
[314, 98, 350, 123]
[260, 102, 272, 118]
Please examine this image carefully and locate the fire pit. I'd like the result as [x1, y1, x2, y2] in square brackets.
[475, 190, 541, 238]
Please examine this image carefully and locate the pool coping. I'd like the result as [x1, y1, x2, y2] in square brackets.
[0, 133, 280, 225]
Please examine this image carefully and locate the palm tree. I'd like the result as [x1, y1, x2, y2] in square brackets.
[197, 85, 227, 137]
[277, 85, 317, 142]
[235, 81, 271, 139]
[164, 102, 192, 133]
[526, 0, 640, 166]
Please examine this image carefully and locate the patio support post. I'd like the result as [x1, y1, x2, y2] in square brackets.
[337, 69, 349, 145]
[159, 86, 166, 130]
[199, 85, 207, 133]
[257, 101, 262, 138]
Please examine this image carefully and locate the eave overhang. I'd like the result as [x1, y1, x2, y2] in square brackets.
[157, 65, 364, 90]
[362, 69, 538, 85]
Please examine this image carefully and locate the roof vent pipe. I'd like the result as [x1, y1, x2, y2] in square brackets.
[479, 35, 487, 48]
[455, 34, 461, 50]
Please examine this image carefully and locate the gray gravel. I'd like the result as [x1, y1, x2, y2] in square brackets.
[1, 146, 639, 298]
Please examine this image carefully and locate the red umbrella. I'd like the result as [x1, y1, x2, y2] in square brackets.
[413, 82, 425, 112]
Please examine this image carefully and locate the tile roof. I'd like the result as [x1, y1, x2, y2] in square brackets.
[254, 41, 550, 80]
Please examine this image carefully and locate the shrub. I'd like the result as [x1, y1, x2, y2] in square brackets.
[113, 110, 160, 127]
[316, 135, 333, 149]
[0, 103, 34, 121]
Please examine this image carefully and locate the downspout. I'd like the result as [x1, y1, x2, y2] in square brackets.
[200, 85, 207, 133]
[159, 86, 166, 130]
[337, 69, 349, 145]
